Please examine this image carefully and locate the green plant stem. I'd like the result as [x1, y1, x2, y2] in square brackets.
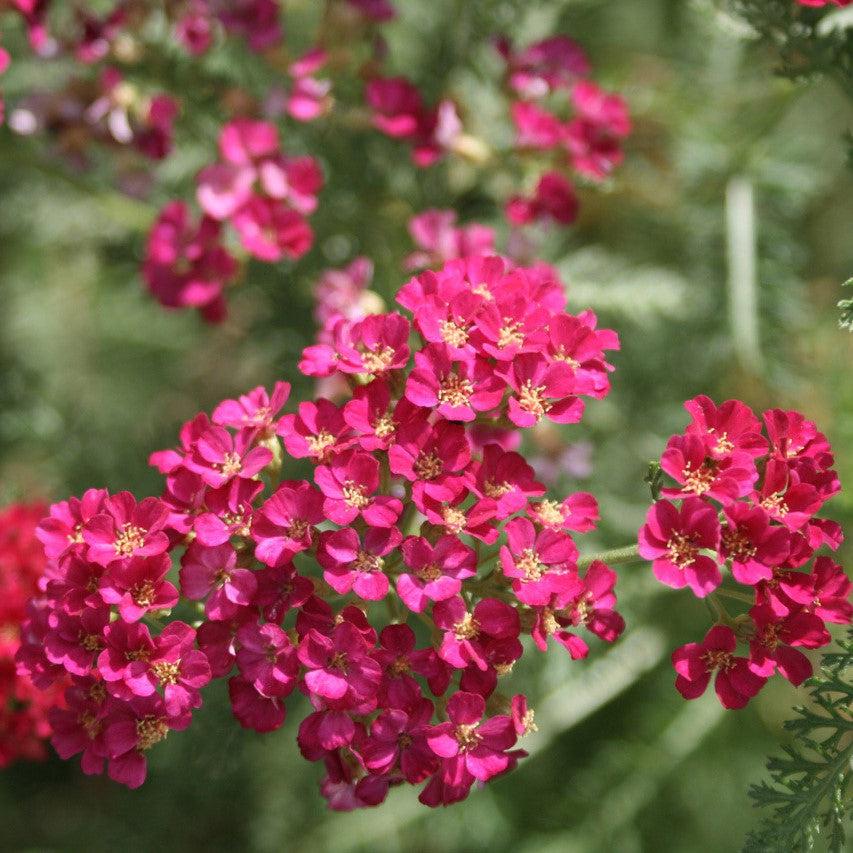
[577, 544, 641, 570]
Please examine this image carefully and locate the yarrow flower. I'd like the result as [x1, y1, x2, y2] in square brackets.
[639, 395, 849, 709]
[18, 254, 626, 808]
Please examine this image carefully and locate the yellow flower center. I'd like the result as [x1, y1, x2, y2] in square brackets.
[518, 381, 551, 420]
[440, 319, 470, 348]
[437, 373, 474, 408]
[342, 482, 370, 509]
[453, 612, 480, 641]
[136, 716, 169, 751]
[114, 523, 146, 557]
[665, 533, 699, 569]
[414, 451, 443, 481]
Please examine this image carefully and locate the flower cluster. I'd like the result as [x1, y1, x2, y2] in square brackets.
[143, 119, 322, 320]
[638, 396, 850, 709]
[19, 254, 625, 808]
[797, 0, 851, 7]
[0, 502, 68, 767]
[7, 67, 178, 166]
[497, 36, 631, 228]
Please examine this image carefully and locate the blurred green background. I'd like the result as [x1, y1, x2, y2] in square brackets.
[1, 1, 851, 851]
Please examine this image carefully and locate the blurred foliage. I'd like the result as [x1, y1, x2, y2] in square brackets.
[0, 0, 852, 852]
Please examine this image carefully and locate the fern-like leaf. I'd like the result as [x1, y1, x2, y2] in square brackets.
[744, 633, 853, 852]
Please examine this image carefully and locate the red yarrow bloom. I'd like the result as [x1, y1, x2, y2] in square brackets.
[236, 622, 299, 698]
[496, 35, 590, 98]
[528, 493, 599, 533]
[660, 433, 757, 504]
[500, 354, 584, 428]
[98, 553, 179, 622]
[371, 623, 451, 706]
[179, 541, 258, 620]
[364, 699, 438, 783]
[432, 597, 522, 671]
[84, 493, 170, 567]
[747, 604, 829, 686]
[297, 622, 382, 706]
[104, 695, 190, 788]
[506, 171, 579, 227]
[212, 381, 290, 433]
[500, 517, 579, 606]
[467, 444, 545, 520]
[277, 399, 351, 462]
[396, 535, 477, 613]
[719, 504, 789, 585]
[314, 450, 402, 528]
[48, 680, 110, 777]
[36, 488, 109, 561]
[252, 481, 325, 566]
[564, 560, 625, 645]
[228, 675, 286, 733]
[638, 498, 721, 597]
[317, 526, 402, 601]
[423, 690, 518, 804]
[185, 425, 273, 489]
[672, 625, 766, 709]
[405, 345, 504, 422]
[683, 395, 768, 460]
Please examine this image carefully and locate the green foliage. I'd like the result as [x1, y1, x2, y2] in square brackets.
[839, 279, 853, 332]
[745, 634, 853, 853]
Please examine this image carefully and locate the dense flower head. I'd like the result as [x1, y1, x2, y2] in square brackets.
[639, 396, 849, 709]
[17, 254, 626, 807]
[0, 502, 68, 767]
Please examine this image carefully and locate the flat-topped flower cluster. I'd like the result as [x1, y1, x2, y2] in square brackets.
[638, 397, 850, 709]
[17, 254, 625, 808]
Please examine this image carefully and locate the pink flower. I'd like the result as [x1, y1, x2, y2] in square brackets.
[719, 504, 789, 585]
[564, 561, 625, 644]
[747, 605, 828, 685]
[433, 597, 521, 671]
[672, 625, 766, 709]
[84, 493, 170, 566]
[344, 380, 423, 452]
[511, 101, 564, 149]
[104, 695, 190, 788]
[215, 0, 283, 52]
[232, 196, 313, 262]
[48, 680, 110, 776]
[683, 395, 768, 460]
[496, 35, 590, 98]
[37, 488, 108, 560]
[364, 699, 438, 783]
[638, 498, 721, 597]
[228, 675, 286, 732]
[468, 444, 545, 519]
[254, 563, 314, 623]
[804, 557, 852, 624]
[405, 210, 495, 270]
[314, 450, 402, 527]
[252, 481, 325, 566]
[396, 535, 477, 612]
[500, 354, 583, 428]
[317, 526, 402, 601]
[298, 622, 382, 705]
[545, 312, 619, 397]
[212, 381, 290, 433]
[405, 345, 504, 422]
[236, 622, 299, 698]
[661, 433, 757, 503]
[564, 81, 631, 181]
[193, 477, 262, 546]
[44, 607, 110, 676]
[528, 493, 599, 533]
[389, 417, 471, 499]
[98, 554, 179, 622]
[500, 517, 579, 606]
[97, 620, 156, 697]
[142, 202, 237, 322]
[371, 623, 451, 706]
[424, 690, 517, 790]
[277, 398, 351, 462]
[180, 541, 258, 620]
[185, 425, 273, 488]
[308, 313, 411, 377]
[506, 171, 578, 227]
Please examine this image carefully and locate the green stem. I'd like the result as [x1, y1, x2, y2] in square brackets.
[577, 544, 641, 570]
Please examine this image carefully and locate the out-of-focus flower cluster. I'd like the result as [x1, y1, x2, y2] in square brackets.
[0, 502, 68, 767]
[638, 397, 850, 709]
[497, 36, 631, 228]
[143, 119, 322, 321]
[17, 254, 625, 807]
[0, 2, 632, 322]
